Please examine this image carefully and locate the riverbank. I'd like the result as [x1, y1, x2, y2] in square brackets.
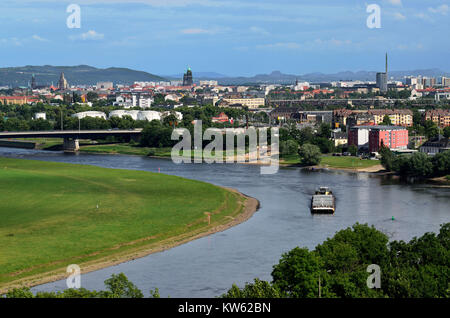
[0, 157, 259, 293]
[280, 154, 384, 173]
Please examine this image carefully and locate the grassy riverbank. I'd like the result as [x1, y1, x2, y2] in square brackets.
[281, 154, 382, 171]
[0, 157, 257, 292]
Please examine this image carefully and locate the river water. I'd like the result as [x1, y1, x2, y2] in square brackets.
[1, 147, 449, 297]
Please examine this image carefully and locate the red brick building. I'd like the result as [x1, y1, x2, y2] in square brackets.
[368, 126, 409, 152]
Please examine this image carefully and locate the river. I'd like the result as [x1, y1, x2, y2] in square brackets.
[1, 147, 449, 297]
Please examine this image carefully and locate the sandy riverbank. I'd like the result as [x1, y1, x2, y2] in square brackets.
[0, 188, 259, 294]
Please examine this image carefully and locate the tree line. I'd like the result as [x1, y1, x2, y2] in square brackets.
[4, 223, 448, 298]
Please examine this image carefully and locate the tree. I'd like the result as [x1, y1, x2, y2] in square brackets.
[382, 115, 392, 126]
[280, 139, 299, 156]
[271, 247, 332, 298]
[406, 152, 433, 177]
[443, 127, 450, 139]
[431, 150, 450, 177]
[379, 146, 395, 171]
[348, 144, 358, 156]
[222, 279, 284, 298]
[424, 120, 439, 139]
[298, 143, 322, 166]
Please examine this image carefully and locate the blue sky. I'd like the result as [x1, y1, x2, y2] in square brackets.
[0, 0, 449, 76]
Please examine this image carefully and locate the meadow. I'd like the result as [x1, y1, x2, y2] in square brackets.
[0, 157, 246, 289]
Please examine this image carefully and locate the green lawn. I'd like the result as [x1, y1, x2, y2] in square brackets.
[320, 156, 381, 169]
[280, 154, 381, 169]
[0, 157, 244, 287]
[80, 144, 171, 157]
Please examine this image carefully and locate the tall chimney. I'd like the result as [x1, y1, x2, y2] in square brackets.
[385, 52, 388, 74]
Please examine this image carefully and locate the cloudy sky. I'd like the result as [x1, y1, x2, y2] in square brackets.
[0, 0, 449, 76]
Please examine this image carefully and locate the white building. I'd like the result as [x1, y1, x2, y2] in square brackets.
[96, 82, 113, 90]
[139, 97, 153, 108]
[72, 111, 107, 120]
[137, 111, 161, 122]
[200, 80, 218, 86]
[34, 112, 46, 120]
[109, 110, 140, 120]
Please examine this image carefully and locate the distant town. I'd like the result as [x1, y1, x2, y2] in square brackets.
[1, 54, 449, 157]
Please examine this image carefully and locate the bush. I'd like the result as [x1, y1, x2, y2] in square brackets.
[298, 143, 322, 166]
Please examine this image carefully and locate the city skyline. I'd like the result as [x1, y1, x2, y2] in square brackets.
[0, 0, 449, 76]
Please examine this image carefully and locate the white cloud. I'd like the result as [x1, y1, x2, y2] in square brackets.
[32, 35, 49, 42]
[428, 4, 449, 15]
[180, 28, 211, 34]
[70, 30, 104, 41]
[249, 26, 269, 36]
[180, 27, 228, 35]
[386, 0, 402, 6]
[256, 42, 301, 50]
[393, 12, 406, 21]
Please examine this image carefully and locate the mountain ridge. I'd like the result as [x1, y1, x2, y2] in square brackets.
[0, 65, 166, 87]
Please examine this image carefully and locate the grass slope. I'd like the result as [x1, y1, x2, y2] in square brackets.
[0, 157, 244, 287]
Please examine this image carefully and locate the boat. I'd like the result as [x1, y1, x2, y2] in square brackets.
[310, 187, 335, 214]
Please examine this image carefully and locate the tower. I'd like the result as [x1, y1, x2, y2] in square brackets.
[376, 53, 388, 93]
[183, 67, 193, 86]
[58, 72, 68, 90]
[31, 74, 37, 89]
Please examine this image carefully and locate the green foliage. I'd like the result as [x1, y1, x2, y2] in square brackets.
[380, 148, 448, 178]
[222, 279, 284, 298]
[298, 143, 322, 166]
[348, 144, 358, 156]
[272, 247, 329, 298]
[280, 139, 299, 156]
[224, 223, 450, 298]
[102, 273, 144, 298]
[444, 127, 450, 139]
[382, 115, 392, 126]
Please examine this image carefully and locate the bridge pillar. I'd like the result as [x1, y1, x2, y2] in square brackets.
[63, 138, 79, 152]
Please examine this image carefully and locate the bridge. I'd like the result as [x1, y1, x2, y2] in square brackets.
[0, 129, 143, 152]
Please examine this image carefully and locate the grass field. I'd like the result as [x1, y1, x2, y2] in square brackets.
[280, 154, 382, 170]
[80, 144, 171, 157]
[0, 157, 246, 289]
[319, 156, 381, 169]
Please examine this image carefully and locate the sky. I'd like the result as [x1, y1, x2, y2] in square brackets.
[0, 0, 449, 76]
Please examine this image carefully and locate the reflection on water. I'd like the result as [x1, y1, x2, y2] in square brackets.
[0, 147, 449, 297]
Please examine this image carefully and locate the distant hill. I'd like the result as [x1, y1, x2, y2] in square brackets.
[0, 65, 166, 87]
[215, 69, 450, 85]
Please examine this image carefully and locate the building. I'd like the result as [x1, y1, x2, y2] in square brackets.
[34, 112, 46, 120]
[348, 126, 371, 150]
[368, 126, 409, 152]
[58, 72, 68, 90]
[348, 125, 409, 152]
[138, 97, 153, 109]
[376, 53, 388, 93]
[424, 109, 450, 127]
[199, 80, 218, 86]
[97, 82, 113, 90]
[419, 136, 450, 155]
[346, 113, 375, 128]
[332, 130, 348, 147]
[369, 109, 413, 127]
[183, 67, 193, 86]
[222, 97, 265, 109]
[31, 74, 37, 89]
[212, 112, 231, 123]
[441, 77, 450, 87]
[72, 111, 107, 120]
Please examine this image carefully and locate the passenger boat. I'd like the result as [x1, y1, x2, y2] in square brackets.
[310, 187, 335, 214]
